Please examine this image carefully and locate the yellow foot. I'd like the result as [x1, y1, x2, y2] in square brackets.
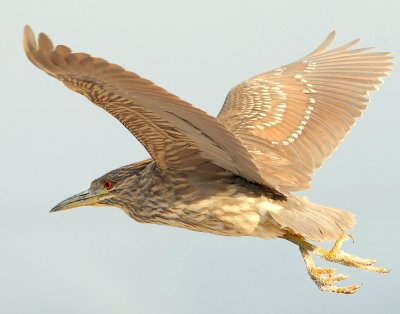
[314, 234, 389, 273]
[284, 234, 389, 294]
[300, 247, 361, 294]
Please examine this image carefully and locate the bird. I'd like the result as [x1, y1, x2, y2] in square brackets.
[23, 25, 393, 294]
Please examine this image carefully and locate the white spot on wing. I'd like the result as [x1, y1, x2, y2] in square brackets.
[257, 200, 283, 216]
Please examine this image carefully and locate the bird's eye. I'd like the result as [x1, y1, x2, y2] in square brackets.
[102, 179, 113, 190]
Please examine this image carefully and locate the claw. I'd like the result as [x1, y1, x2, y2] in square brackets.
[321, 284, 362, 295]
[311, 235, 388, 273]
[299, 247, 362, 294]
[284, 233, 389, 294]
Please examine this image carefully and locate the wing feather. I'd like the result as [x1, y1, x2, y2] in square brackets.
[24, 26, 271, 187]
[218, 31, 393, 191]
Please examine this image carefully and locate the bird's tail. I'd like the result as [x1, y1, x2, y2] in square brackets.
[270, 196, 355, 242]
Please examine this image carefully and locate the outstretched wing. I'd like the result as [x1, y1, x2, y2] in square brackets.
[218, 31, 393, 192]
[23, 25, 269, 186]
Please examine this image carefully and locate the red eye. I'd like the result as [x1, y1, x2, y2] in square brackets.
[103, 179, 113, 190]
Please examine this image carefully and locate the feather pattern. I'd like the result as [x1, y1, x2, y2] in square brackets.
[24, 26, 392, 245]
[23, 25, 270, 186]
[218, 31, 393, 191]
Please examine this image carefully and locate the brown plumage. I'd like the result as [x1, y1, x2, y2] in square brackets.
[23, 26, 392, 294]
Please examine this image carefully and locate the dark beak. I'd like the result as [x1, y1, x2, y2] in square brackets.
[50, 189, 99, 213]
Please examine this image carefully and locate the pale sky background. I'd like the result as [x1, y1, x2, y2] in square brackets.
[1, 0, 399, 313]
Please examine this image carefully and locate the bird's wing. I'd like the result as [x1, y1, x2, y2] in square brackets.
[218, 31, 393, 192]
[23, 25, 270, 186]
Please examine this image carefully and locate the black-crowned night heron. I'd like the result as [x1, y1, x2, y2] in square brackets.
[23, 26, 392, 294]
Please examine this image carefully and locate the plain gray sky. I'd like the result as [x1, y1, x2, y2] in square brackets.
[1, 0, 399, 313]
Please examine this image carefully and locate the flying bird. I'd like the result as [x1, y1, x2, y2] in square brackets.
[23, 25, 392, 294]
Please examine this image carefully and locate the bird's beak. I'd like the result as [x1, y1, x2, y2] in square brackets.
[50, 189, 99, 213]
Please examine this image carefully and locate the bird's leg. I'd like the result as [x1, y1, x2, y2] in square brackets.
[284, 234, 389, 294]
[299, 246, 359, 294]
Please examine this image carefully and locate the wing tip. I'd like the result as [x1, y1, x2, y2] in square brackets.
[38, 32, 54, 52]
[23, 25, 56, 57]
[23, 24, 37, 53]
[306, 29, 337, 57]
[328, 29, 336, 40]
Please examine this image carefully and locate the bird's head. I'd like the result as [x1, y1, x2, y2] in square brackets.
[50, 160, 151, 213]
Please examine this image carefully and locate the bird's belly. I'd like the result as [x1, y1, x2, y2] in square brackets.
[161, 194, 285, 239]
